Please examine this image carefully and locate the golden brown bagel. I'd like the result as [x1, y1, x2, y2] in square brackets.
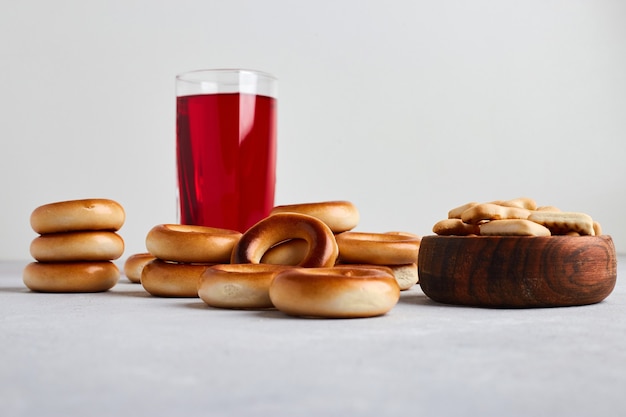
[385, 231, 422, 241]
[231, 213, 338, 267]
[335, 232, 420, 265]
[198, 263, 291, 309]
[145, 224, 242, 263]
[270, 201, 359, 233]
[30, 199, 125, 234]
[269, 267, 400, 318]
[141, 259, 212, 297]
[260, 239, 308, 265]
[23, 261, 119, 293]
[123, 253, 156, 283]
[30, 231, 125, 262]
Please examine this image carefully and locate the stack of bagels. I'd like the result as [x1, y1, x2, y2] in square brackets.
[140, 224, 242, 297]
[130, 200, 421, 319]
[23, 199, 125, 292]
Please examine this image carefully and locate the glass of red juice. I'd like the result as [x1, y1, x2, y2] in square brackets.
[175, 69, 277, 232]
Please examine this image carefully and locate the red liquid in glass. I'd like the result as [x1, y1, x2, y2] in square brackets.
[176, 93, 277, 232]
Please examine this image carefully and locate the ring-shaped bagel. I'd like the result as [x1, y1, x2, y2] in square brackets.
[141, 259, 212, 297]
[145, 224, 242, 263]
[231, 213, 338, 267]
[123, 253, 156, 283]
[23, 261, 119, 293]
[335, 231, 420, 265]
[260, 239, 309, 266]
[198, 263, 292, 309]
[269, 267, 400, 318]
[270, 201, 359, 233]
[30, 199, 125, 234]
[30, 231, 125, 262]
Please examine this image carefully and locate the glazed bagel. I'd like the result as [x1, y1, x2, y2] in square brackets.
[23, 261, 119, 293]
[123, 253, 156, 283]
[269, 267, 400, 318]
[335, 232, 420, 265]
[270, 201, 359, 233]
[231, 213, 338, 267]
[198, 263, 291, 309]
[30, 199, 125, 234]
[30, 231, 125, 262]
[141, 259, 212, 297]
[260, 239, 308, 266]
[145, 224, 242, 263]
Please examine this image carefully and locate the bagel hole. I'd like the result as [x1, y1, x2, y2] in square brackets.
[261, 239, 309, 266]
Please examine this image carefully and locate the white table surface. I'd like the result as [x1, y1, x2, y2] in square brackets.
[1, 257, 624, 417]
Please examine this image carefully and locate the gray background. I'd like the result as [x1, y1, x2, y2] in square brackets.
[2, 0, 625, 260]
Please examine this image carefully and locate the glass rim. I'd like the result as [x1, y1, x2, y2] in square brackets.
[176, 68, 277, 97]
[176, 68, 277, 83]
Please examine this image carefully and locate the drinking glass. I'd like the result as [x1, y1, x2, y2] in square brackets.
[176, 69, 277, 232]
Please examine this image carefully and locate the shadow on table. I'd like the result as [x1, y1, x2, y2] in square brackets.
[98, 281, 154, 298]
[0, 285, 31, 294]
[3, 285, 153, 298]
[398, 289, 437, 306]
[181, 300, 291, 318]
[175, 286, 445, 318]
[105, 289, 154, 298]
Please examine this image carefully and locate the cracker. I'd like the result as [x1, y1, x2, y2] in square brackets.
[490, 197, 537, 210]
[593, 221, 602, 236]
[536, 206, 561, 212]
[447, 202, 479, 219]
[432, 218, 480, 236]
[479, 219, 551, 236]
[461, 203, 531, 225]
[527, 211, 595, 236]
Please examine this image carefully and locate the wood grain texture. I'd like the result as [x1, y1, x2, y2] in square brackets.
[418, 235, 617, 308]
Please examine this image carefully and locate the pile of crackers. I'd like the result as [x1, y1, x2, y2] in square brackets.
[433, 197, 601, 237]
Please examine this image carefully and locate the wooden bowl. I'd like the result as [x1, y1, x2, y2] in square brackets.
[417, 235, 617, 308]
